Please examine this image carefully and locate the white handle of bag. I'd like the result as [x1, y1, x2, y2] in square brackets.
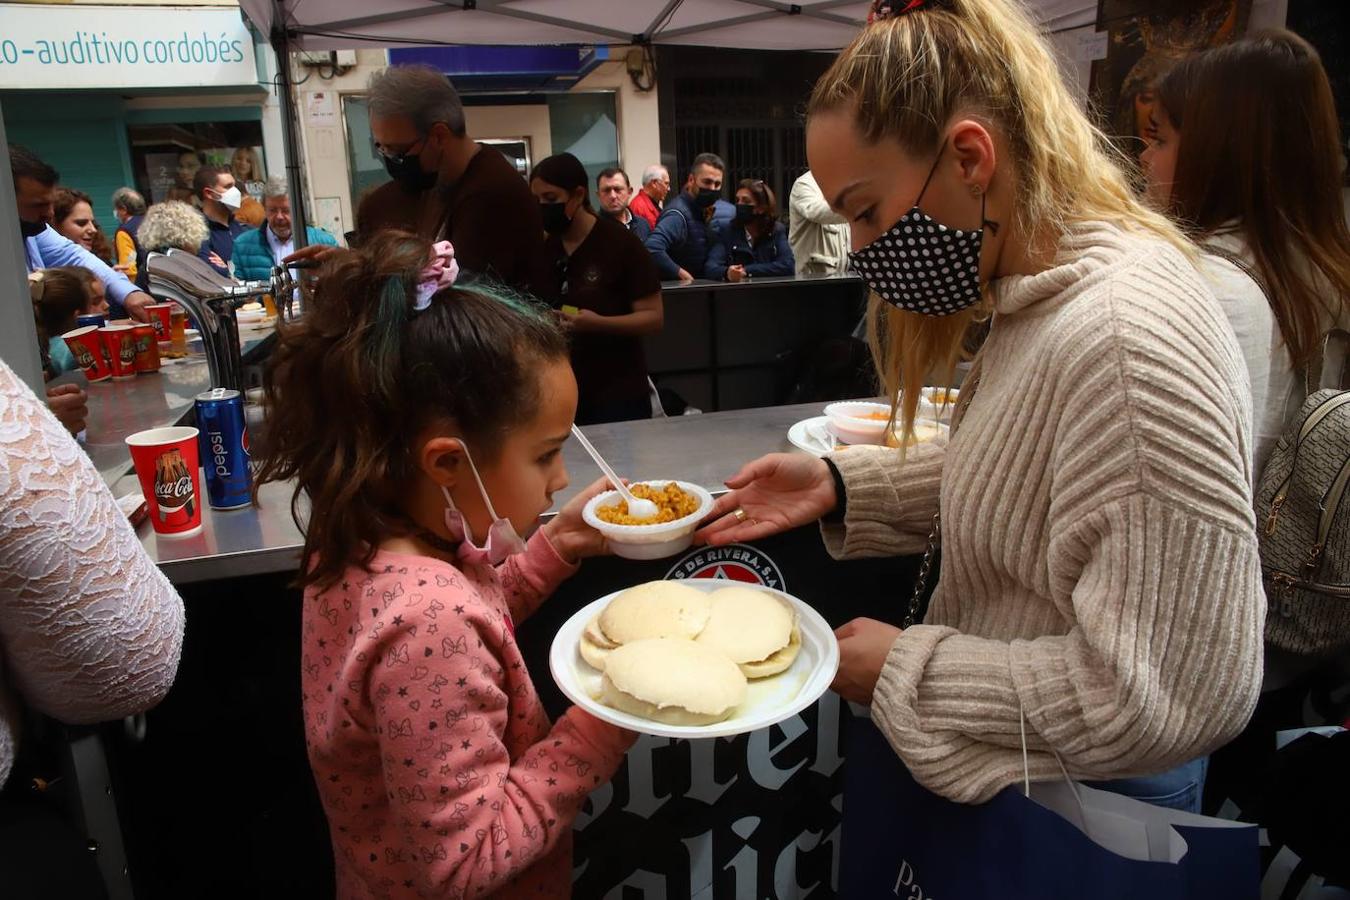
[1019, 704, 1091, 839]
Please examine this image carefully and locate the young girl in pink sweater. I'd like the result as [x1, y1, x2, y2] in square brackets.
[256, 233, 634, 898]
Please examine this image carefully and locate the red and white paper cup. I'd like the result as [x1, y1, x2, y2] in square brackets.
[100, 325, 138, 381]
[61, 324, 113, 382]
[126, 426, 203, 537]
[132, 323, 161, 373]
[145, 303, 175, 343]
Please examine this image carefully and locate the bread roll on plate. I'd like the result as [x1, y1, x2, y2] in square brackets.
[695, 587, 801, 678]
[579, 581, 711, 671]
[600, 637, 747, 726]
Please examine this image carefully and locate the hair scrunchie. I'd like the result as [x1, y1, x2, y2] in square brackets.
[413, 241, 460, 311]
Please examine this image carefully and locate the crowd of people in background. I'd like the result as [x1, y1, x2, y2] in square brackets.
[9, 140, 340, 438]
[3, 0, 1350, 892]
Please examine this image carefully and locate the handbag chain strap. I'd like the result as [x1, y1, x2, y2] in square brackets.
[902, 360, 982, 628]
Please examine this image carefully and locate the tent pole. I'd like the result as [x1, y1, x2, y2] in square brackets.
[272, 8, 311, 252]
[0, 104, 48, 394]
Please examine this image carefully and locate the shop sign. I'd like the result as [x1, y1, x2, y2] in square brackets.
[0, 4, 258, 91]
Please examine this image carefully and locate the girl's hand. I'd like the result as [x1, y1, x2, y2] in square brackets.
[543, 476, 619, 564]
[694, 452, 837, 546]
[832, 618, 903, 705]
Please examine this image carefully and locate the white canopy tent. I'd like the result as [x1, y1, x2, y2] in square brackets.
[240, 0, 1097, 52]
[0, 0, 1102, 388]
[234, 0, 1097, 249]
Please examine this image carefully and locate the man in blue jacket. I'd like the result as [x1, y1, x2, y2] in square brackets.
[231, 176, 338, 282]
[11, 144, 156, 433]
[12, 146, 153, 325]
[644, 152, 727, 283]
[192, 164, 247, 276]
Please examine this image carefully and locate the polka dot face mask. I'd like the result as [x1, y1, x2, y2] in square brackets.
[847, 150, 996, 317]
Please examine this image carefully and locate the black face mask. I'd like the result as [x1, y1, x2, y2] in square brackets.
[734, 203, 757, 225]
[693, 188, 720, 210]
[19, 218, 45, 238]
[382, 146, 437, 192]
[540, 202, 572, 236]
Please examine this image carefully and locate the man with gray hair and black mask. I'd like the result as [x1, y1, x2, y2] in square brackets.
[350, 64, 545, 292]
[232, 176, 338, 282]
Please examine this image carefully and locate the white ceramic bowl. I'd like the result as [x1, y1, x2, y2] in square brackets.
[582, 480, 714, 560]
[824, 401, 894, 445]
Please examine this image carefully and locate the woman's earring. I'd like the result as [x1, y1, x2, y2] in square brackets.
[969, 184, 983, 196]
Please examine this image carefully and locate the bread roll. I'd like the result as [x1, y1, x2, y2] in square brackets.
[597, 581, 712, 644]
[695, 587, 801, 677]
[579, 616, 615, 670]
[600, 638, 746, 725]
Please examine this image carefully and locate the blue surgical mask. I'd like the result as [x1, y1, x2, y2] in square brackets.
[440, 443, 527, 566]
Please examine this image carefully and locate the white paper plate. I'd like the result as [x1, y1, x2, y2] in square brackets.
[549, 579, 839, 739]
[787, 416, 840, 456]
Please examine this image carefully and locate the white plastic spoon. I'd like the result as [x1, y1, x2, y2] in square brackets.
[570, 424, 660, 519]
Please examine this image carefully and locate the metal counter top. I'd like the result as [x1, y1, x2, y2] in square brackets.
[124, 400, 837, 585]
[660, 272, 861, 293]
[86, 357, 213, 485]
[88, 328, 276, 487]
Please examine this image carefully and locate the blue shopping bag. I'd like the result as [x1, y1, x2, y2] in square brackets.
[841, 716, 1259, 899]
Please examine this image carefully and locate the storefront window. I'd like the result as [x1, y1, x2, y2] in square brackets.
[546, 92, 619, 207]
[128, 121, 266, 204]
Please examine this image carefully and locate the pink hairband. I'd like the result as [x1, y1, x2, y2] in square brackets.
[413, 240, 459, 311]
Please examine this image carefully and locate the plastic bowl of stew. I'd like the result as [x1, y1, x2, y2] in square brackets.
[824, 401, 894, 445]
[582, 480, 715, 561]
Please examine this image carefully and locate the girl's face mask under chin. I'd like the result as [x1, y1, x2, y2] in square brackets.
[439, 446, 528, 566]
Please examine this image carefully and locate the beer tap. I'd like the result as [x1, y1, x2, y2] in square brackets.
[144, 250, 296, 393]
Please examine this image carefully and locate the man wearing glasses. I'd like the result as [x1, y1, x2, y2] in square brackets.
[343, 65, 546, 293]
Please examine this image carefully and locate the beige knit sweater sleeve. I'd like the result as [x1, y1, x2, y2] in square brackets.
[819, 440, 947, 558]
[828, 240, 1265, 803]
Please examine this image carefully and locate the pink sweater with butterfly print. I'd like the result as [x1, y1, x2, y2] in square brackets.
[301, 530, 635, 899]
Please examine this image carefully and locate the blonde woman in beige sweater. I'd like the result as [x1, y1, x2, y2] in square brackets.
[698, 0, 1264, 810]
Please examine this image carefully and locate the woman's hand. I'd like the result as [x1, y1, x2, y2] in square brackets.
[694, 452, 837, 546]
[542, 476, 620, 564]
[832, 618, 903, 705]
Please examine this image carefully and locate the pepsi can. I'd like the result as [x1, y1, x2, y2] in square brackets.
[194, 388, 252, 510]
[76, 314, 106, 328]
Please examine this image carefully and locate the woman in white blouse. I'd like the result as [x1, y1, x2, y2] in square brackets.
[1140, 30, 1350, 475]
[0, 358, 184, 896]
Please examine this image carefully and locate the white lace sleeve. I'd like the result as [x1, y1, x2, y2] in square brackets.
[0, 360, 184, 724]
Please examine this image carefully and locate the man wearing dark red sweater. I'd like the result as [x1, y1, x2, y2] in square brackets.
[296, 65, 546, 294]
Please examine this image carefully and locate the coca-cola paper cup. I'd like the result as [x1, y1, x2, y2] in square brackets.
[100, 325, 138, 381]
[132, 323, 161, 372]
[62, 325, 112, 382]
[126, 426, 203, 537]
[145, 303, 174, 342]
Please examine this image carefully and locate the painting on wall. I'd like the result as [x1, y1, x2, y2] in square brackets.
[1089, 0, 1253, 158]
